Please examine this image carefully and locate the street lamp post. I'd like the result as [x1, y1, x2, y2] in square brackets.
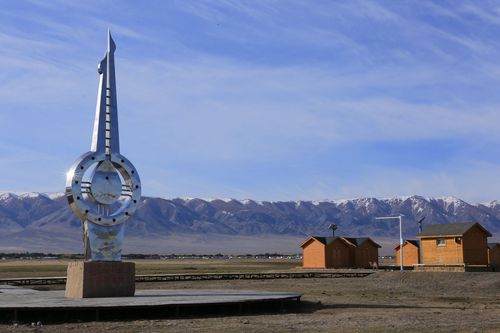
[417, 217, 425, 265]
[376, 214, 404, 271]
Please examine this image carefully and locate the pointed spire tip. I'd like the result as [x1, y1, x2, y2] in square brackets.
[107, 29, 116, 53]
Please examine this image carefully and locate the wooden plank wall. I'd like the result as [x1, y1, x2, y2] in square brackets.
[395, 243, 419, 266]
[302, 240, 326, 268]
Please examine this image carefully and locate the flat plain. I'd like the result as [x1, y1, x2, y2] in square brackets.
[0, 259, 499, 332]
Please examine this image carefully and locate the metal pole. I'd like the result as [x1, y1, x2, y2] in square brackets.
[399, 215, 403, 271]
[375, 215, 405, 272]
[417, 217, 425, 266]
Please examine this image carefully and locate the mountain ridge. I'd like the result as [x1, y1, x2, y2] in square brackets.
[0, 192, 499, 253]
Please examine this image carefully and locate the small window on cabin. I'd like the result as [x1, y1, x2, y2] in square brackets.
[436, 239, 446, 247]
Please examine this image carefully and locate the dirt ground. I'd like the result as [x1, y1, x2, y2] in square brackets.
[1, 271, 499, 332]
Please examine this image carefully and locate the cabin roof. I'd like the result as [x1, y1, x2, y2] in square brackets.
[343, 237, 382, 248]
[394, 239, 419, 250]
[301, 236, 381, 248]
[417, 222, 492, 238]
[312, 236, 337, 246]
[488, 242, 500, 249]
[300, 236, 335, 247]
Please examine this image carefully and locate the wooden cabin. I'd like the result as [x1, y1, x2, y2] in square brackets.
[488, 243, 500, 268]
[301, 236, 381, 269]
[345, 237, 381, 268]
[301, 236, 336, 268]
[394, 240, 420, 267]
[329, 237, 354, 268]
[416, 222, 491, 266]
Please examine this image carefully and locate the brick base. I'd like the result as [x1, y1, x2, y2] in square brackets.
[413, 265, 492, 272]
[65, 261, 135, 298]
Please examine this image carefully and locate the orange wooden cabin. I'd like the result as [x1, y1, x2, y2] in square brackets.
[301, 236, 381, 269]
[416, 222, 491, 266]
[394, 240, 420, 267]
[488, 243, 500, 268]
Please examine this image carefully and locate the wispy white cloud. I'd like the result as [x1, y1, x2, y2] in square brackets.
[117, 56, 500, 149]
[1, 1, 500, 202]
[460, 2, 500, 26]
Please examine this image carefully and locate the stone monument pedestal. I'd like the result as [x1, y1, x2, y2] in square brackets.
[65, 261, 135, 298]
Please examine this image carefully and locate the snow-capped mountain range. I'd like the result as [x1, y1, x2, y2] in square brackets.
[0, 192, 498, 253]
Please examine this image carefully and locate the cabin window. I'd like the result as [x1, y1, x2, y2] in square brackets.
[436, 239, 446, 247]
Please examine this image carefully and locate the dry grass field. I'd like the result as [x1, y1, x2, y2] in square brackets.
[0, 259, 499, 332]
[0, 258, 301, 278]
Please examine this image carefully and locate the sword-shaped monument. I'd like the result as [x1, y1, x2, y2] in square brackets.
[65, 32, 141, 298]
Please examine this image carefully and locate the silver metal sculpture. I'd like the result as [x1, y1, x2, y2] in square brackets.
[66, 32, 141, 261]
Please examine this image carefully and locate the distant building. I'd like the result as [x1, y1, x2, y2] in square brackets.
[394, 240, 420, 267]
[416, 222, 491, 266]
[301, 236, 380, 269]
[488, 243, 500, 268]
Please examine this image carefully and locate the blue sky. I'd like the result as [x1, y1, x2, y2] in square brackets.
[2, 0, 500, 203]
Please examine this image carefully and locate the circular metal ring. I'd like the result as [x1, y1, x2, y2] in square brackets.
[65, 151, 141, 227]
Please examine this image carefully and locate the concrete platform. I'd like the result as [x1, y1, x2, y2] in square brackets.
[0, 285, 302, 322]
[65, 261, 135, 298]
